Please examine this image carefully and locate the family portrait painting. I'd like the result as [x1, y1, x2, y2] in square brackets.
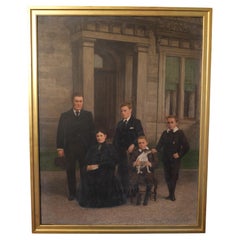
[29, 6, 212, 233]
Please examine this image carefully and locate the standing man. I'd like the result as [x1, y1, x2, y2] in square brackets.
[56, 93, 95, 201]
[153, 115, 189, 201]
[113, 102, 144, 195]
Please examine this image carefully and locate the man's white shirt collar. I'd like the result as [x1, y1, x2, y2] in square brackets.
[123, 116, 131, 122]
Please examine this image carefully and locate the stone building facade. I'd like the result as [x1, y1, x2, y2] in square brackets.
[37, 16, 202, 151]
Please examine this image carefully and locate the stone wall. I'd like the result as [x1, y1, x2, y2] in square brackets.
[38, 16, 73, 151]
[36, 16, 200, 152]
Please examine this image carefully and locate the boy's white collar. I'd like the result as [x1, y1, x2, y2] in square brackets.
[167, 127, 179, 133]
[138, 146, 150, 152]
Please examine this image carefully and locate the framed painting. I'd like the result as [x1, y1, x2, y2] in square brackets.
[29, 6, 212, 233]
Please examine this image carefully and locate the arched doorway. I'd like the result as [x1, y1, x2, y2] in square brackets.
[93, 40, 140, 139]
[94, 49, 117, 139]
[94, 68, 116, 139]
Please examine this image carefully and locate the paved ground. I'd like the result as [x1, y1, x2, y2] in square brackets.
[40, 169, 198, 228]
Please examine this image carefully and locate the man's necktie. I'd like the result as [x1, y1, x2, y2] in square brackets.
[76, 111, 80, 117]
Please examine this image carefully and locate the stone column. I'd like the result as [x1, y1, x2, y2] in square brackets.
[157, 45, 166, 122]
[124, 54, 133, 102]
[178, 57, 185, 120]
[135, 44, 148, 121]
[71, 41, 81, 94]
[188, 91, 195, 118]
[81, 38, 95, 113]
[172, 91, 177, 116]
[165, 90, 170, 116]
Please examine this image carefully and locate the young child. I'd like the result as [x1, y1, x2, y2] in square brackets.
[131, 135, 158, 174]
[153, 115, 189, 201]
[129, 136, 158, 205]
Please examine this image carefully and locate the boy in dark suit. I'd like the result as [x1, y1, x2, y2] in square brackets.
[56, 93, 95, 200]
[113, 102, 144, 195]
[153, 115, 189, 201]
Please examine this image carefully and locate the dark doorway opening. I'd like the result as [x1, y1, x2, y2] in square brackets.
[94, 69, 116, 139]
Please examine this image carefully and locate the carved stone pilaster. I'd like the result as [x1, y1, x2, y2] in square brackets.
[135, 44, 149, 121]
[81, 38, 96, 113]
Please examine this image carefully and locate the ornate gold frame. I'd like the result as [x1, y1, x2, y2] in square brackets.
[29, 6, 212, 233]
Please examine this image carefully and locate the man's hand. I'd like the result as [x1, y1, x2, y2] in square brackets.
[57, 149, 64, 157]
[173, 152, 180, 159]
[127, 144, 135, 153]
[87, 164, 99, 171]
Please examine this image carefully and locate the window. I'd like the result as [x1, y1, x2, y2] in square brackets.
[165, 56, 200, 120]
[184, 58, 200, 119]
[165, 56, 180, 116]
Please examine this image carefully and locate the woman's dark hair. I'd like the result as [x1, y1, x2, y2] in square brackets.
[95, 128, 108, 135]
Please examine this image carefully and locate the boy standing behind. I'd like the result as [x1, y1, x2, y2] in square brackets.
[113, 102, 144, 195]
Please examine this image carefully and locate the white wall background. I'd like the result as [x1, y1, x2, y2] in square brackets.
[1, 1, 239, 239]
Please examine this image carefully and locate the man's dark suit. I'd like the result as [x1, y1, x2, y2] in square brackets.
[113, 115, 144, 194]
[56, 109, 95, 198]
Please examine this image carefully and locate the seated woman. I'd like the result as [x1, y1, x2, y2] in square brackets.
[78, 129, 126, 208]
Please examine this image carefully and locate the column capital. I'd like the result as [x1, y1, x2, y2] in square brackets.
[156, 37, 170, 53]
[81, 37, 96, 48]
[135, 43, 149, 53]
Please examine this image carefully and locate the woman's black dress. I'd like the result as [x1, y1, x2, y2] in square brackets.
[78, 142, 126, 208]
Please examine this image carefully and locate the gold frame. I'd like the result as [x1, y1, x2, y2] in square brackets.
[29, 6, 212, 233]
